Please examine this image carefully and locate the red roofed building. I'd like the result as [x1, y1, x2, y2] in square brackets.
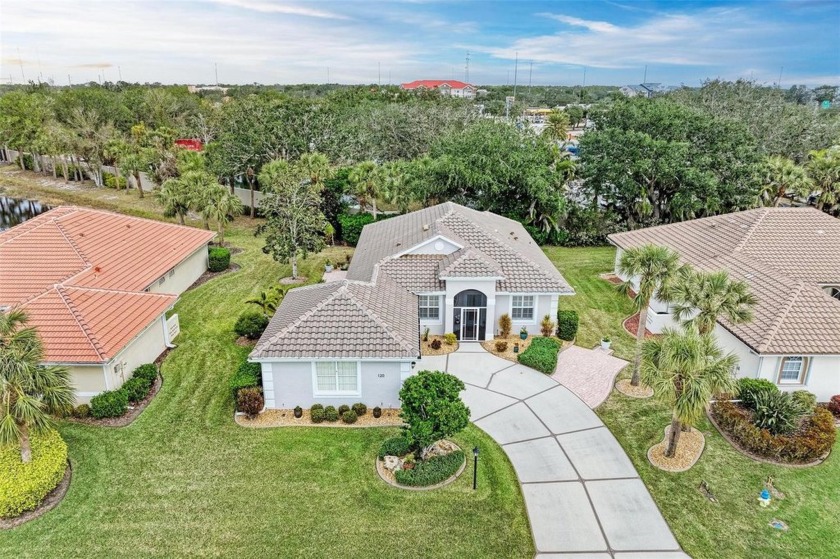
[400, 79, 477, 99]
[0, 207, 216, 402]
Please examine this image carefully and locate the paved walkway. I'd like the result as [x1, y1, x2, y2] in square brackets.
[551, 346, 629, 409]
[420, 344, 687, 559]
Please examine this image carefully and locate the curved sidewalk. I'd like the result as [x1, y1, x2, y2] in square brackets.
[419, 344, 688, 559]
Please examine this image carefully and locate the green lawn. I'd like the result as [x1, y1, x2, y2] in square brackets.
[545, 246, 840, 559]
[0, 171, 534, 558]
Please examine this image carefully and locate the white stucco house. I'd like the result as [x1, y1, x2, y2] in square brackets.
[609, 207, 840, 401]
[250, 202, 574, 409]
[0, 206, 215, 403]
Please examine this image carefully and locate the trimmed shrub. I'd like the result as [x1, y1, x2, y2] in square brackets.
[498, 314, 512, 338]
[395, 450, 465, 487]
[236, 387, 264, 418]
[311, 403, 324, 412]
[791, 390, 817, 412]
[430, 339, 442, 350]
[311, 407, 325, 423]
[736, 378, 779, 410]
[711, 401, 835, 463]
[90, 389, 129, 419]
[72, 404, 90, 419]
[132, 364, 158, 384]
[540, 315, 555, 337]
[208, 246, 231, 272]
[0, 429, 68, 519]
[556, 310, 579, 341]
[122, 376, 152, 404]
[352, 403, 367, 416]
[338, 213, 375, 246]
[294, 406, 303, 418]
[443, 333, 457, 346]
[234, 311, 269, 340]
[373, 406, 382, 418]
[518, 337, 562, 374]
[753, 390, 804, 435]
[102, 171, 127, 189]
[378, 436, 412, 459]
[494, 340, 508, 352]
[341, 410, 358, 424]
[230, 361, 261, 399]
[338, 404, 350, 415]
[827, 395, 840, 417]
[324, 406, 339, 422]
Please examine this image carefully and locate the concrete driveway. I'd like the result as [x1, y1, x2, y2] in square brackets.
[419, 344, 687, 559]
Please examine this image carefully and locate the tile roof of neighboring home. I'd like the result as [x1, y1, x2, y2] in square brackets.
[401, 80, 474, 90]
[251, 278, 419, 359]
[608, 208, 840, 355]
[0, 207, 215, 363]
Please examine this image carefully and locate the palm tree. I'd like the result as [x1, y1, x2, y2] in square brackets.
[806, 146, 840, 212]
[642, 327, 737, 457]
[757, 155, 813, 207]
[207, 186, 244, 246]
[0, 310, 74, 463]
[349, 161, 384, 219]
[158, 172, 199, 225]
[617, 244, 683, 387]
[246, 287, 285, 316]
[296, 151, 332, 189]
[382, 161, 412, 213]
[542, 110, 570, 142]
[669, 269, 756, 335]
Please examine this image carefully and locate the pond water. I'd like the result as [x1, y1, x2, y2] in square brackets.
[0, 196, 50, 231]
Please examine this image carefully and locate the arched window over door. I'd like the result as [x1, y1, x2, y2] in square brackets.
[453, 289, 487, 341]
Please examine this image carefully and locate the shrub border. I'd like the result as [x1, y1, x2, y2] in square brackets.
[706, 405, 830, 468]
[66, 372, 162, 428]
[375, 440, 466, 491]
[0, 461, 71, 529]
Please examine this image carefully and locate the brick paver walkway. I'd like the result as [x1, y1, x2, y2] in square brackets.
[551, 345, 629, 408]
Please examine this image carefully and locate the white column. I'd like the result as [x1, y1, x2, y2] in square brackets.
[261, 363, 275, 409]
[550, 295, 559, 323]
[444, 297, 455, 335]
[485, 297, 496, 340]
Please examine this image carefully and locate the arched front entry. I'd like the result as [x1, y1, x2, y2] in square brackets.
[453, 289, 487, 341]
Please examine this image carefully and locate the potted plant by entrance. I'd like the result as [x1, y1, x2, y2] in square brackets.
[519, 326, 528, 340]
[294, 406, 303, 418]
[325, 260, 333, 273]
[601, 336, 612, 350]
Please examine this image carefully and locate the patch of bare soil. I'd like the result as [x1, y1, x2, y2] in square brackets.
[648, 425, 705, 472]
[481, 335, 532, 363]
[188, 263, 241, 290]
[420, 335, 458, 356]
[0, 463, 71, 529]
[279, 276, 307, 285]
[235, 336, 257, 347]
[67, 374, 162, 428]
[236, 407, 403, 428]
[622, 313, 657, 339]
[615, 378, 654, 399]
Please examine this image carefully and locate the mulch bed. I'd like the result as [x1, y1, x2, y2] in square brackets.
[236, 408, 403, 428]
[0, 462, 72, 529]
[615, 378, 654, 399]
[600, 273, 637, 297]
[66, 374, 162, 428]
[420, 335, 459, 356]
[622, 313, 657, 339]
[279, 276, 307, 285]
[648, 425, 706, 472]
[188, 263, 242, 290]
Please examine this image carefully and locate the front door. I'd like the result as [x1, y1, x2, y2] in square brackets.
[461, 308, 479, 341]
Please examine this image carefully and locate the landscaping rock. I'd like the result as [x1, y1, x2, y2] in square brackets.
[383, 455, 403, 472]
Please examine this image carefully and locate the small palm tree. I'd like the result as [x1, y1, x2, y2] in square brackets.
[642, 327, 737, 457]
[542, 110, 570, 142]
[296, 151, 332, 189]
[0, 310, 74, 463]
[757, 155, 813, 207]
[209, 188, 243, 246]
[246, 287, 285, 315]
[669, 269, 756, 334]
[617, 244, 683, 386]
[806, 146, 840, 212]
[382, 161, 412, 213]
[349, 161, 384, 219]
[159, 171, 213, 225]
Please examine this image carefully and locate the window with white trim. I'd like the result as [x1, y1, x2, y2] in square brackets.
[314, 361, 359, 394]
[778, 356, 808, 384]
[418, 295, 441, 320]
[511, 295, 535, 320]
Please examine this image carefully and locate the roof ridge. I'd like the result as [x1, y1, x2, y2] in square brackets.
[60, 285, 177, 298]
[0, 207, 76, 245]
[734, 208, 770, 253]
[344, 288, 418, 356]
[757, 280, 804, 353]
[53, 219, 91, 267]
[54, 285, 106, 361]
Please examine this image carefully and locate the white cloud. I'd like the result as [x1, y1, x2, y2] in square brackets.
[208, 0, 351, 20]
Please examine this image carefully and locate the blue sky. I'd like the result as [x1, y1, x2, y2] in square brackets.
[1, 0, 838, 86]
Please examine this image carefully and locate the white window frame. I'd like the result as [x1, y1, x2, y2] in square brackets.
[511, 295, 535, 322]
[311, 361, 361, 397]
[418, 294, 442, 323]
[777, 356, 809, 385]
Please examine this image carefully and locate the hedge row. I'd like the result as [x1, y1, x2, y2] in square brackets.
[518, 337, 562, 374]
[89, 364, 157, 419]
[711, 401, 836, 464]
[208, 246, 231, 272]
[0, 428, 68, 519]
[395, 450, 465, 487]
[231, 361, 261, 400]
[556, 310, 579, 341]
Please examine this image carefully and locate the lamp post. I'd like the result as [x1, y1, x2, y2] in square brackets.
[473, 446, 479, 490]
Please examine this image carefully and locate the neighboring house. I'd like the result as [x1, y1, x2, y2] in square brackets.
[400, 80, 477, 99]
[609, 207, 840, 401]
[251, 202, 574, 409]
[0, 207, 215, 403]
[619, 83, 670, 98]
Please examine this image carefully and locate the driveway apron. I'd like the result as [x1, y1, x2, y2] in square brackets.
[420, 344, 688, 559]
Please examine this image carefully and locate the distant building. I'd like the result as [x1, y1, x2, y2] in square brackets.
[187, 85, 229, 94]
[401, 80, 477, 99]
[619, 83, 670, 98]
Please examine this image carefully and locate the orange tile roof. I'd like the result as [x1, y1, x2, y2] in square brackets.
[0, 207, 215, 363]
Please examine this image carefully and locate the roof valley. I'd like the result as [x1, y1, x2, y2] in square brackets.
[55, 285, 106, 361]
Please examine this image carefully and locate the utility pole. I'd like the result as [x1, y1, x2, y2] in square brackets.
[581, 66, 587, 102]
[68, 74, 72, 86]
[777, 66, 784, 88]
[327, 67, 330, 84]
[512, 51, 519, 99]
[465, 51, 470, 83]
[118, 65, 122, 81]
[215, 62, 219, 86]
[528, 60, 533, 95]
[17, 47, 25, 82]
[643, 64, 647, 84]
[378, 62, 381, 86]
